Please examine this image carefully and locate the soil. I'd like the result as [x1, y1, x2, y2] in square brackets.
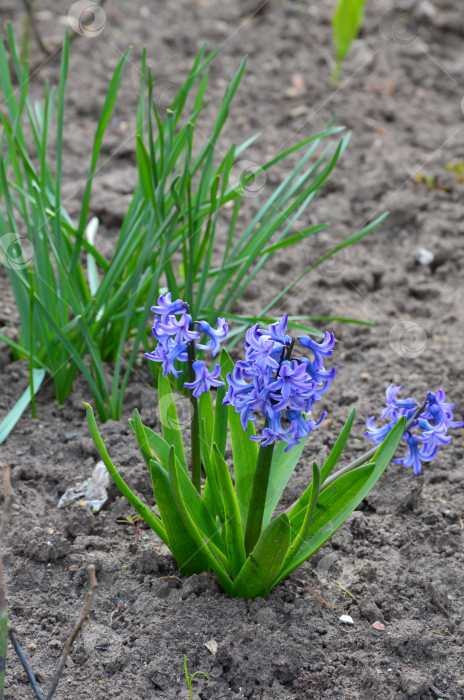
[1, 0, 464, 699]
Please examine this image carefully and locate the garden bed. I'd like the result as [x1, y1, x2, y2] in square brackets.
[1, 1, 464, 698]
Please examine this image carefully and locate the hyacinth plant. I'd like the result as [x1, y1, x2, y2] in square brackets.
[85, 295, 462, 599]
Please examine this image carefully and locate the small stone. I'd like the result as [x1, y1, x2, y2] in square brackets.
[339, 614, 354, 625]
[204, 639, 218, 655]
[416, 248, 434, 265]
[360, 372, 370, 381]
[372, 621, 386, 631]
[69, 565, 78, 572]
[28, 643, 37, 650]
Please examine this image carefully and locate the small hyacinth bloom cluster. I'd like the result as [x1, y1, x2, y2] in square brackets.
[365, 384, 463, 475]
[223, 314, 337, 451]
[145, 293, 228, 397]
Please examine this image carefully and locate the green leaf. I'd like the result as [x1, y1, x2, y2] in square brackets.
[275, 418, 406, 586]
[85, 217, 100, 296]
[263, 438, 305, 527]
[277, 463, 375, 586]
[284, 462, 321, 568]
[200, 418, 225, 523]
[219, 350, 258, 528]
[149, 459, 208, 575]
[232, 514, 291, 599]
[259, 223, 328, 255]
[212, 382, 228, 457]
[132, 409, 155, 470]
[198, 390, 214, 456]
[130, 416, 225, 547]
[213, 444, 246, 578]
[157, 369, 187, 471]
[288, 408, 355, 523]
[321, 408, 356, 484]
[0, 369, 45, 444]
[85, 405, 167, 543]
[168, 447, 234, 595]
[332, 0, 367, 81]
[261, 212, 388, 317]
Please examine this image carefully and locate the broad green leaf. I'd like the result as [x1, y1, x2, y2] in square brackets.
[212, 382, 228, 457]
[168, 448, 234, 595]
[199, 390, 214, 455]
[262, 438, 305, 527]
[276, 463, 375, 585]
[149, 459, 207, 575]
[132, 409, 155, 470]
[288, 408, 355, 523]
[284, 462, 321, 568]
[130, 417, 224, 547]
[275, 418, 406, 585]
[200, 419, 225, 523]
[321, 408, 355, 484]
[213, 444, 246, 578]
[165, 446, 225, 555]
[219, 350, 258, 528]
[232, 514, 291, 599]
[157, 369, 187, 471]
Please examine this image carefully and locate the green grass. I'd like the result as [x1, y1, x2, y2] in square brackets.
[0, 27, 382, 423]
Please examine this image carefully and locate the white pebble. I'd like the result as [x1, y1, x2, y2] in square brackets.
[339, 614, 354, 625]
[416, 248, 434, 265]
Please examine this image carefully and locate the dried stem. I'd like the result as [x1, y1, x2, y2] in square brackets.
[21, 0, 52, 56]
[0, 464, 14, 697]
[45, 565, 99, 700]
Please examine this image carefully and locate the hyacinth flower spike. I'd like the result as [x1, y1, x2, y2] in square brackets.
[223, 313, 338, 554]
[365, 385, 463, 476]
[143, 294, 228, 491]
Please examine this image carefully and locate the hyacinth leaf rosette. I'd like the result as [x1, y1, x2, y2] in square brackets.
[85, 294, 462, 599]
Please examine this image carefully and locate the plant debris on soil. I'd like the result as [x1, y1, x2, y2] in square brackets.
[1, 1, 464, 698]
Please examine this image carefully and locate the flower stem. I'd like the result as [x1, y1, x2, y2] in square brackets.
[187, 340, 201, 493]
[244, 441, 275, 556]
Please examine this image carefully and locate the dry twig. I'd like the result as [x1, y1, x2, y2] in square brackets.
[0, 464, 14, 696]
[426, 582, 451, 619]
[45, 565, 99, 700]
[9, 564, 98, 699]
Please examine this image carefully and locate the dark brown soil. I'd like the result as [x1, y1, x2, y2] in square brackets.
[1, 1, 464, 699]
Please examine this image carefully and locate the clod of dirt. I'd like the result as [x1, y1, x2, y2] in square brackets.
[180, 572, 222, 599]
[357, 595, 385, 624]
[62, 502, 95, 537]
[400, 668, 431, 696]
[132, 544, 171, 575]
[146, 657, 171, 691]
[81, 623, 127, 672]
[17, 527, 70, 562]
